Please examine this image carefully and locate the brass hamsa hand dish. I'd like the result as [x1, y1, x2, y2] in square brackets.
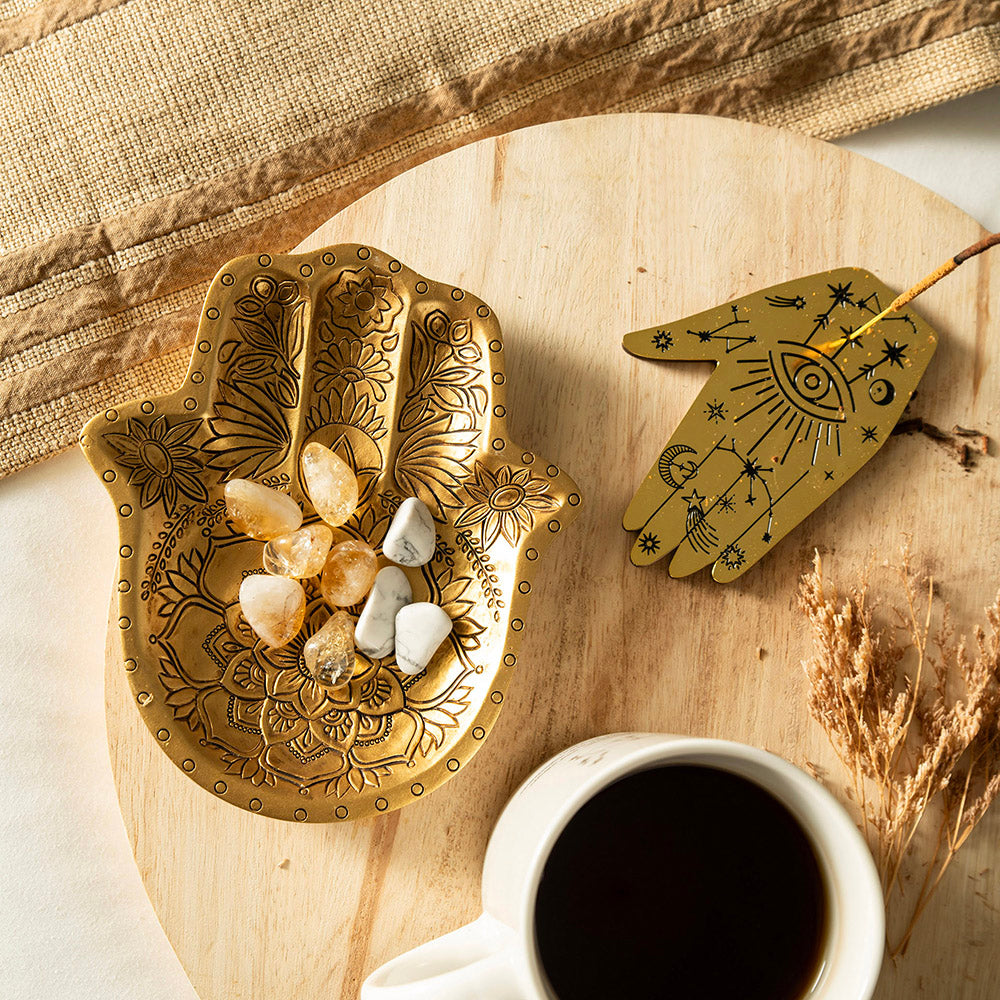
[81, 245, 579, 821]
[623, 268, 937, 581]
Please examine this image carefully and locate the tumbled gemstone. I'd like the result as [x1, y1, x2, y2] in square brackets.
[263, 524, 333, 578]
[320, 539, 378, 606]
[394, 602, 453, 675]
[356, 566, 412, 658]
[225, 479, 302, 540]
[302, 611, 356, 688]
[300, 442, 358, 527]
[239, 575, 306, 648]
[383, 497, 435, 567]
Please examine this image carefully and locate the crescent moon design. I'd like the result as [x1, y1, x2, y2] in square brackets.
[658, 444, 698, 488]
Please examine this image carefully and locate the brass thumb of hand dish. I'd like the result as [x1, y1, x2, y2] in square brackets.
[80, 245, 580, 822]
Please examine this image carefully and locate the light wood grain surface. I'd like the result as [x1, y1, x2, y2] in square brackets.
[106, 114, 1000, 999]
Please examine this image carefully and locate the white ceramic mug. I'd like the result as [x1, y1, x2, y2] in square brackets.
[361, 733, 885, 1000]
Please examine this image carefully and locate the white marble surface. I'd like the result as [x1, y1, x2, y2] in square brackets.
[1, 88, 997, 999]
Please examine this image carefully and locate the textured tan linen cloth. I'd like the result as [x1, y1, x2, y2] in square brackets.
[1, 0, 998, 478]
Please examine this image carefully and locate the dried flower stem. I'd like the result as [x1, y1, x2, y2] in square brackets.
[799, 549, 1000, 958]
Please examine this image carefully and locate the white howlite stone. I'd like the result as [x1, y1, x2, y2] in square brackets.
[356, 567, 412, 659]
[383, 497, 435, 567]
[394, 602, 453, 676]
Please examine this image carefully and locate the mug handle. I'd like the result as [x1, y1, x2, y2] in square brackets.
[360, 912, 525, 999]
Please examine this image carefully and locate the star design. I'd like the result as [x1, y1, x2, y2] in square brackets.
[652, 330, 673, 352]
[719, 543, 746, 571]
[840, 325, 862, 350]
[828, 281, 855, 308]
[792, 296, 805, 310]
[705, 399, 727, 423]
[762, 531, 772, 543]
[718, 494, 735, 513]
[695, 330, 713, 343]
[682, 488, 706, 510]
[741, 458, 770, 481]
[745, 492, 756, 506]
[861, 425, 878, 443]
[638, 532, 660, 555]
[881, 339, 908, 368]
[824, 470, 834, 481]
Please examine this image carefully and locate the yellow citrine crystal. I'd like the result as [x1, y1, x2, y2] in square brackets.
[300, 442, 358, 527]
[320, 539, 378, 607]
[262, 524, 333, 578]
[302, 611, 356, 688]
[224, 479, 302, 540]
[238, 575, 306, 648]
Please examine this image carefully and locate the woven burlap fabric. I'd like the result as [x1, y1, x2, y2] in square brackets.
[1, 0, 998, 479]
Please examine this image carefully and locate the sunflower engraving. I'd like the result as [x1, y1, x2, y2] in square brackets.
[454, 463, 560, 549]
[315, 340, 392, 400]
[105, 416, 208, 512]
[326, 266, 402, 335]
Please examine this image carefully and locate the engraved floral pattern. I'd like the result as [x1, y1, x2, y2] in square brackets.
[84, 245, 580, 821]
[105, 416, 208, 512]
[326, 266, 402, 335]
[315, 339, 392, 400]
[156, 541, 476, 795]
[455, 463, 560, 549]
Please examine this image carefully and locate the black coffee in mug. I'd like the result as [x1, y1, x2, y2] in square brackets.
[534, 765, 828, 1000]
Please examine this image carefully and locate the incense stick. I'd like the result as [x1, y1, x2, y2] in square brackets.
[815, 231, 1000, 355]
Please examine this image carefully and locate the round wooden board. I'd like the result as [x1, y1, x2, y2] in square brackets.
[107, 114, 1000, 999]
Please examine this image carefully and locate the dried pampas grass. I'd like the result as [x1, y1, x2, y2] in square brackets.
[799, 549, 1000, 957]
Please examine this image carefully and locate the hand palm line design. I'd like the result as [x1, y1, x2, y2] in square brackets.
[622, 269, 937, 581]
